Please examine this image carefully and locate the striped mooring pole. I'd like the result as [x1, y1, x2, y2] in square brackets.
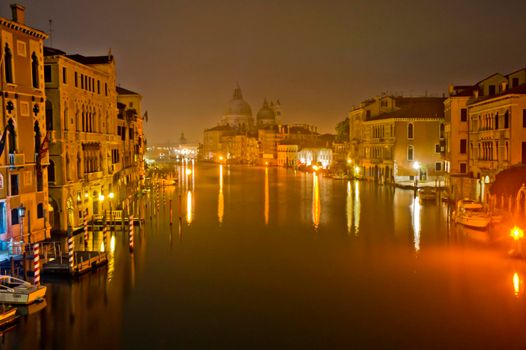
[103, 212, 108, 250]
[67, 233, 74, 272]
[83, 209, 89, 247]
[129, 215, 134, 252]
[33, 243, 40, 286]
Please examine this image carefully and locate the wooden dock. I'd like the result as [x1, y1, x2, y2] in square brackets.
[42, 251, 108, 277]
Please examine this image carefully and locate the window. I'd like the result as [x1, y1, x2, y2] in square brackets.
[97, 80, 100, 94]
[0, 202, 5, 234]
[460, 163, 467, 173]
[488, 85, 496, 96]
[513, 78, 519, 88]
[31, 52, 40, 88]
[523, 109, 526, 128]
[407, 145, 414, 161]
[435, 162, 442, 171]
[129, 128, 133, 140]
[46, 100, 53, 130]
[11, 209, 19, 225]
[74, 72, 78, 87]
[439, 123, 445, 139]
[105, 83, 108, 96]
[407, 123, 414, 139]
[49, 160, 56, 182]
[37, 203, 44, 219]
[4, 44, 13, 83]
[62, 67, 67, 84]
[81, 74, 84, 89]
[435, 144, 441, 153]
[10, 174, 18, 196]
[460, 108, 467, 122]
[495, 113, 499, 129]
[504, 111, 510, 128]
[460, 139, 467, 154]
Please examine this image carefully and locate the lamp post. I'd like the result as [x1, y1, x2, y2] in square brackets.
[18, 204, 26, 248]
[109, 192, 114, 233]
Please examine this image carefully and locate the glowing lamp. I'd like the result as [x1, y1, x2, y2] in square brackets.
[108, 192, 115, 199]
[413, 161, 420, 170]
[99, 194, 105, 202]
[511, 226, 524, 241]
[312, 165, 319, 172]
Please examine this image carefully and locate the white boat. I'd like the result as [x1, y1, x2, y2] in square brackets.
[453, 199, 491, 229]
[0, 276, 47, 305]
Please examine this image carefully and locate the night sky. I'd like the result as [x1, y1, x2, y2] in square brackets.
[4, 0, 526, 144]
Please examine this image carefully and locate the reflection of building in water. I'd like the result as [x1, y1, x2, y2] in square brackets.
[411, 197, 421, 252]
[312, 174, 320, 229]
[346, 181, 361, 236]
[218, 165, 224, 224]
[264, 167, 269, 225]
[186, 191, 193, 225]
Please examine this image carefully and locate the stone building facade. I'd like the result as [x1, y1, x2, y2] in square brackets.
[0, 5, 50, 248]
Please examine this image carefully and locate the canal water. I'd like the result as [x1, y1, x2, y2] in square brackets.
[4, 163, 526, 349]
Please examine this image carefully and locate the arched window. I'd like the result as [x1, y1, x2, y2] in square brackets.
[4, 44, 13, 83]
[504, 111, 510, 128]
[407, 123, 414, 139]
[439, 123, 445, 139]
[45, 100, 53, 130]
[31, 52, 39, 88]
[7, 119, 16, 154]
[77, 153, 82, 179]
[48, 160, 56, 182]
[407, 145, 414, 160]
[34, 121, 41, 155]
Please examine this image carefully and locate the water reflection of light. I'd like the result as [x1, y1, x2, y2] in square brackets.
[346, 181, 352, 234]
[191, 159, 195, 191]
[110, 235, 116, 253]
[107, 234, 115, 283]
[218, 165, 224, 224]
[513, 272, 520, 297]
[100, 241, 105, 252]
[265, 167, 269, 225]
[411, 197, 421, 252]
[312, 173, 320, 229]
[354, 181, 360, 236]
[186, 190, 193, 224]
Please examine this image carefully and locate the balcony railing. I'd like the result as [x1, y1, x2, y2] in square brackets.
[9, 153, 25, 167]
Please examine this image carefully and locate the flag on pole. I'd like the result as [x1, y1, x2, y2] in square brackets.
[143, 110, 149, 122]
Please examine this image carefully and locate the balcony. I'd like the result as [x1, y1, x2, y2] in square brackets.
[84, 171, 103, 182]
[9, 153, 25, 167]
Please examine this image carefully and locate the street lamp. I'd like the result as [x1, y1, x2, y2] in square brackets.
[18, 204, 26, 253]
[108, 192, 114, 231]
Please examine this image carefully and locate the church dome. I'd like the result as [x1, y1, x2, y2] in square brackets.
[226, 85, 252, 116]
[257, 100, 275, 123]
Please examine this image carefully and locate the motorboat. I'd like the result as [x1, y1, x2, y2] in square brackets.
[453, 199, 491, 229]
[418, 187, 437, 201]
[0, 275, 47, 305]
[0, 306, 17, 327]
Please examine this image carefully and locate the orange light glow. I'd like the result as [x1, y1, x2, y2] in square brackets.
[312, 173, 320, 229]
[513, 272, 520, 296]
[312, 165, 319, 172]
[510, 226, 524, 241]
[264, 167, 269, 225]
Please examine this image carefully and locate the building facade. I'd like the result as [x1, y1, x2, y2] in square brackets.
[0, 5, 50, 249]
[44, 47, 118, 233]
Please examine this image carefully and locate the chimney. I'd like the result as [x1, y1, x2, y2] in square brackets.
[474, 90, 479, 99]
[501, 81, 508, 92]
[10, 4, 25, 24]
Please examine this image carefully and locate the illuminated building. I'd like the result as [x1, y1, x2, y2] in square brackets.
[44, 46, 118, 232]
[116, 87, 145, 205]
[349, 95, 445, 185]
[0, 5, 51, 247]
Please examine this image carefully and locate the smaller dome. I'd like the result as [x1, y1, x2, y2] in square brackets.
[257, 100, 275, 122]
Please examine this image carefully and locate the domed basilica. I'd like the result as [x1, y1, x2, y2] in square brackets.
[220, 84, 280, 131]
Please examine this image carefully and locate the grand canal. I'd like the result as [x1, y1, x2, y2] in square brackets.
[4, 163, 526, 349]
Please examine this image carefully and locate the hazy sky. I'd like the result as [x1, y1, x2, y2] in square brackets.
[4, 0, 526, 143]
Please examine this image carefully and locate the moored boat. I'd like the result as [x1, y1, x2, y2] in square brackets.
[418, 187, 437, 201]
[0, 275, 47, 305]
[453, 199, 491, 229]
[0, 306, 17, 327]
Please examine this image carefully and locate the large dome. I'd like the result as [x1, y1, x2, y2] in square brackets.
[257, 100, 275, 122]
[226, 85, 252, 116]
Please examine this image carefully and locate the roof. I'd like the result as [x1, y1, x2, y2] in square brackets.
[44, 46, 66, 57]
[205, 124, 236, 132]
[117, 86, 140, 95]
[449, 85, 476, 97]
[368, 97, 445, 121]
[469, 83, 526, 105]
[66, 54, 113, 65]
